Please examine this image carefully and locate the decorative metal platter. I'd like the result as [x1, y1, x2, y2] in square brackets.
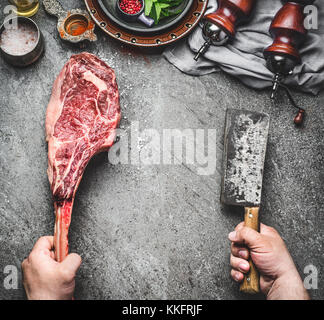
[84, 0, 208, 47]
[98, 0, 193, 34]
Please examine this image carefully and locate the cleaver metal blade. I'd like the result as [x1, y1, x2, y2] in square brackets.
[221, 108, 270, 294]
[221, 109, 270, 207]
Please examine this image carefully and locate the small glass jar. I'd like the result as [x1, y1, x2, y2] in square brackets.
[9, 0, 40, 18]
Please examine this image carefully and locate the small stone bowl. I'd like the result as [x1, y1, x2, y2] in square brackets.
[116, 0, 154, 27]
[0, 16, 44, 67]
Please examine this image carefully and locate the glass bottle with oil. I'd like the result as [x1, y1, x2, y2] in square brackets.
[9, 0, 40, 17]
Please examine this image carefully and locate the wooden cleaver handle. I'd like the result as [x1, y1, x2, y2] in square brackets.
[240, 207, 260, 294]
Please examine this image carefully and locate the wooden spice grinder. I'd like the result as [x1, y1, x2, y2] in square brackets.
[194, 0, 257, 61]
[264, 0, 316, 125]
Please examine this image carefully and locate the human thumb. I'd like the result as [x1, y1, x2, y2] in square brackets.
[228, 226, 262, 249]
[60, 253, 82, 278]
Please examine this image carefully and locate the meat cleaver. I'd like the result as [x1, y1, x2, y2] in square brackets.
[221, 109, 270, 294]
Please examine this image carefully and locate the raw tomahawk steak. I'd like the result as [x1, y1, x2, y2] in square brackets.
[46, 52, 120, 262]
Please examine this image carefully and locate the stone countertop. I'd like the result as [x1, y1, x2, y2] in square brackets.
[0, 0, 323, 300]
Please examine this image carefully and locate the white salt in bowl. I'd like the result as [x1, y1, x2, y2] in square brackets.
[0, 16, 44, 67]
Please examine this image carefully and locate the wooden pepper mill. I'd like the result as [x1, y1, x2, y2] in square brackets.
[194, 0, 257, 61]
[264, 0, 316, 125]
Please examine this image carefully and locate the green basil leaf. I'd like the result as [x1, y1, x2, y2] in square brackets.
[161, 8, 170, 17]
[155, 3, 162, 23]
[159, 3, 170, 8]
[171, 1, 184, 6]
[147, 0, 185, 24]
[169, 0, 184, 6]
[145, 0, 153, 16]
[150, 4, 157, 22]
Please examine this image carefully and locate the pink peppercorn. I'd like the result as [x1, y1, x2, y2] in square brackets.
[120, 0, 142, 15]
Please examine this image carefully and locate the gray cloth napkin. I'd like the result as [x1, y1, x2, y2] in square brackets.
[163, 0, 324, 95]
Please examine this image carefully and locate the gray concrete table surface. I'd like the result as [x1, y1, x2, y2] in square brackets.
[0, 0, 323, 300]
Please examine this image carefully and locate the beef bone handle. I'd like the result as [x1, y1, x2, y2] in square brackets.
[239, 207, 260, 294]
[54, 200, 73, 262]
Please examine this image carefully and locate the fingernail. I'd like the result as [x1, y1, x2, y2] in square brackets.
[235, 273, 241, 281]
[228, 231, 236, 241]
[239, 250, 248, 259]
[239, 262, 249, 272]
